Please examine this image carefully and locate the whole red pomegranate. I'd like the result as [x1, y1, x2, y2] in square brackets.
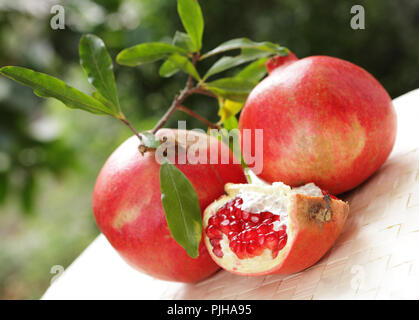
[239, 52, 397, 194]
[92, 129, 247, 282]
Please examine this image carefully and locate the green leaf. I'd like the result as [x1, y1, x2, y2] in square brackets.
[172, 31, 195, 52]
[0, 66, 117, 116]
[203, 49, 271, 80]
[167, 53, 200, 80]
[116, 42, 187, 67]
[235, 57, 269, 82]
[160, 159, 202, 258]
[159, 60, 180, 78]
[79, 34, 121, 115]
[204, 77, 256, 102]
[201, 38, 289, 59]
[177, 0, 204, 52]
[92, 91, 116, 110]
[140, 132, 161, 149]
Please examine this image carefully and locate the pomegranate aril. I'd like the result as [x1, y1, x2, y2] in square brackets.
[250, 214, 260, 223]
[256, 224, 269, 234]
[260, 212, 273, 220]
[233, 208, 242, 219]
[257, 234, 265, 246]
[278, 235, 287, 251]
[220, 219, 230, 226]
[243, 229, 257, 241]
[206, 225, 222, 239]
[212, 246, 223, 258]
[229, 221, 241, 233]
[236, 243, 248, 259]
[219, 213, 228, 221]
[220, 219, 231, 233]
[277, 228, 286, 237]
[246, 240, 257, 257]
[229, 243, 239, 255]
[272, 215, 280, 221]
[265, 232, 279, 250]
[242, 211, 250, 221]
[208, 215, 219, 226]
[210, 239, 220, 247]
[243, 221, 255, 229]
[247, 240, 265, 256]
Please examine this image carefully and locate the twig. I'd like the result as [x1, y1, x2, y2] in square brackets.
[176, 105, 220, 129]
[120, 116, 143, 142]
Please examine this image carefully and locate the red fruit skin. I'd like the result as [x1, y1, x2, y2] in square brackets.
[239, 52, 397, 194]
[92, 129, 247, 282]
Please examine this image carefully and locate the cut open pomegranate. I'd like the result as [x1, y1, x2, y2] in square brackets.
[203, 182, 349, 276]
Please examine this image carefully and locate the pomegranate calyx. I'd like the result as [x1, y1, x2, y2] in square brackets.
[308, 200, 331, 223]
[266, 52, 299, 74]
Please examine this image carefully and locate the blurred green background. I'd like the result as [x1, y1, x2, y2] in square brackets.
[0, 0, 418, 299]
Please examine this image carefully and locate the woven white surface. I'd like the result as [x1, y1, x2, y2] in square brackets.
[43, 89, 419, 300]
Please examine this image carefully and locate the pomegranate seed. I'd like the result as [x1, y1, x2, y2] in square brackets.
[242, 211, 250, 221]
[256, 233, 265, 246]
[256, 224, 269, 234]
[220, 219, 231, 234]
[208, 215, 219, 226]
[271, 248, 280, 259]
[278, 236, 287, 251]
[243, 221, 255, 229]
[265, 232, 279, 250]
[237, 242, 248, 259]
[260, 212, 273, 220]
[246, 240, 257, 257]
[213, 246, 223, 258]
[219, 213, 227, 221]
[229, 240, 239, 253]
[206, 196, 288, 260]
[272, 215, 280, 221]
[229, 221, 241, 232]
[206, 225, 222, 239]
[220, 219, 230, 226]
[277, 228, 286, 237]
[250, 215, 260, 223]
[210, 239, 220, 247]
[244, 229, 257, 241]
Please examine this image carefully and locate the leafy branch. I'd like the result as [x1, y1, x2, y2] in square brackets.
[0, 0, 288, 259]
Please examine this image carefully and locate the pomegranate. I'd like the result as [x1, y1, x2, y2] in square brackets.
[92, 129, 247, 282]
[239, 52, 397, 194]
[203, 182, 349, 275]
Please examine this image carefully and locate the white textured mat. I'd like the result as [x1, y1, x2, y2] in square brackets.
[43, 89, 419, 300]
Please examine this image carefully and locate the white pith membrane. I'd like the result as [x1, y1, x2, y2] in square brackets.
[204, 182, 323, 274]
